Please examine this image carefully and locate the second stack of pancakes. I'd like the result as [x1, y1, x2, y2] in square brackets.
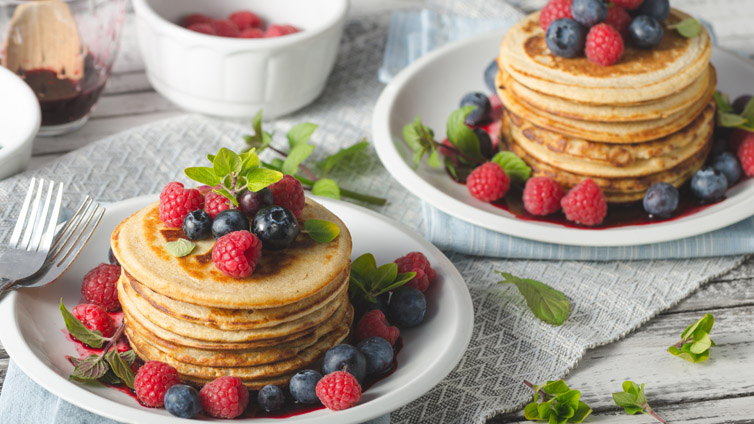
[112, 198, 353, 389]
[497, 9, 715, 203]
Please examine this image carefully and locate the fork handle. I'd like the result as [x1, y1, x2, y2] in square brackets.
[0, 277, 15, 296]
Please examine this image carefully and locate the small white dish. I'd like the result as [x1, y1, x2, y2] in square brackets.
[372, 29, 754, 247]
[132, 0, 348, 119]
[0, 195, 474, 424]
[0, 65, 40, 180]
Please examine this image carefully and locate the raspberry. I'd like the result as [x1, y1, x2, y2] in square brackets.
[200, 376, 249, 419]
[159, 182, 205, 228]
[228, 10, 263, 30]
[266, 24, 299, 38]
[561, 179, 608, 226]
[187, 23, 216, 35]
[183, 13, 212, 27]
[81, 263, 121, 312]
[539, 0, 572, 31]
[612, 0, 643, 10]
[239, 28, 265, 39]
[269, 175, 305, 218]
[204, 190, 231, 218]
[585, 24, 624, 67]
[355, 310, 400, 345]
[72, 304, 116, 337]
[133, 361, 181, 408]
[522, 176, 565, 216]
[738, 137, 754, 177]
[394, 251, 436, 292]
[316, 371, 362, 411]
[211, 20, 240, 37]
[605, 6, 631, 38]
[212, 231, 262, 278]
[466, 162, 510, 202]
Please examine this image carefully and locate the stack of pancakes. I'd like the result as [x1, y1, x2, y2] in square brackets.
[497, 9, 716, 202]
[111, 198, 353, 389]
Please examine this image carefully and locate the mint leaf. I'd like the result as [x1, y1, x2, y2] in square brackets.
[612, 381, 664, 423]
[714, 91, 733, 114]
[524, 380, 591, 424]
[239, 149, 260, 174]
[244, 110, 273, 152]
[403, 117, 441, 168]
[741, 97, 754, 119]
[669, 314, 715, 363]
[427, 149, 442, 168]
[319, 140, 369, 176]
[70, 355, 109, 381]
[246, 168, 283, 192]
[184, 166, 220, 187]
[351, 253, 377, 278]
[287, 123, 318, 148]
[570, 401, 592, 423]
[282, 144, 315, 175]
[164, 239, 196, 257]
[60, 300, 105, 348]
[491, 151, 531, 185]
[379, 272, 417, 293]
[119, 349, 136, 366]
[104, 349, 135, 389]
[496, 272, 570, 326]
[349, 253, 417, 301]
[304, 219, 340, 243]
[312, 178, 341, 200]
[718, 112, 747, 127]
[213, 148, 242, 177]
[447, 106, 482, 159]
[670, 17, 701, 38]
[212, 187, 238, 207]
[371, 263, 398, 292]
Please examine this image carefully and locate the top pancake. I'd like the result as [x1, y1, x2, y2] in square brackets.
[111, 197, 352, 309]
[499, 9, 711, 105]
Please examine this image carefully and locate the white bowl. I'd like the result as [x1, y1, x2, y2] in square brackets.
[0, 66, 40, 180]
[132, 0, 348, 119]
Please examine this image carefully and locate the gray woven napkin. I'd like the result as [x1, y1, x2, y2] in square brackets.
[0, 4, 749, 424]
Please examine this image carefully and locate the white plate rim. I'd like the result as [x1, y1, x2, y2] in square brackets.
[0, 194, 474, 424]
[372, 29, 754, 247]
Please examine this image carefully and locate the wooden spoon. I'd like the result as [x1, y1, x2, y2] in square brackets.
[2, 0, 85, 81]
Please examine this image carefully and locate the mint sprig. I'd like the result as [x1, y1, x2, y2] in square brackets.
[523, 380, 592, 424]
[714, 91, 754, 132]
[668, 313, 716, 363]
[612, 381, 666, 423]
[496, 272, 570, 326]
[349, 253, 416, 303]
[60, 300, 106, 348]
[303, 219, 340, 243]
[491, 151, 531, 185]
[669, 17, 701, 38]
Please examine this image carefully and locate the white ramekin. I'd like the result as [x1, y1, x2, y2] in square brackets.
[0, 66, 40, 180]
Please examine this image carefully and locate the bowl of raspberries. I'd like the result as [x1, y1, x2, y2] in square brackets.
[132, 0, 348, 118]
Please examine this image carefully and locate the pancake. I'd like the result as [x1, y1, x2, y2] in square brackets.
[111, 197, 352, 309]
[499, 65, 714, 122]
[499, 9, 712, 105]
[506, 101, 715, 176]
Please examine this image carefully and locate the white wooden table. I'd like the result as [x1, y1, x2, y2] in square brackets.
[2, 0, 754, 422]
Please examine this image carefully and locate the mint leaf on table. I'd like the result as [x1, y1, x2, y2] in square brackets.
[524, 380, 591, 424]
[447, 106, 482, 160]
[164, 239, 195, 258]
[244, 110, 273, 152]
[491, 151, 531, 185]
[282, 143, 316, 175]
[287, 122, 318, 148]
[104, 349, 135, 389]
[60, 300, 106, 348]
[318, 139, 369, 176]
[349, 253, 415, 303]
[303, 219, 340, 243]
[612, 381, 666, 423]
[311, 178, 341, 200]
[496, 272, 570, 326]
[668, 313, 716, 363]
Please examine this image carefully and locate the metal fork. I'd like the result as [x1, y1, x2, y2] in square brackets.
[0, 178, 63, 288]
[0, 196, 105, 295]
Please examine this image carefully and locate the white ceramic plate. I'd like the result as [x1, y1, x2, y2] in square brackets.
[372, 29, 754, 247]
[0, 195, 473, 423]
[0, 66, 40, 181]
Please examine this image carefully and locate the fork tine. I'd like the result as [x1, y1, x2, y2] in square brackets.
[9, 177, 36, 246]
[28, 180, 55, 252]
[20, 179, 45, 250]
[40, 182, 64, 253]
[49, 196, 91, 259]
[56, 203, 104, 266]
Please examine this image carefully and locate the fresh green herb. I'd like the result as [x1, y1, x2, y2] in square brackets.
[403, 116, 443, 168]
[668, 313, 716, 363]
[447, 106, 483, 160]
[523, 380, 592, 424]
[60, 300, 106, 348]
[69, 355, 109, 382]
[349, 253, 416, 303]
[163, 239, 196, 258]
[714, 91, 754, 132]
[496, 272, 570, 326]
[303, 219, 340, 243]
[318, 139, 369, 176]
[669, 17, 702, 38]
[311, 178, 341, 200]
[612, 381, 666, 423]
[104, 349, 136, 389]
[491, 151, 531, 185]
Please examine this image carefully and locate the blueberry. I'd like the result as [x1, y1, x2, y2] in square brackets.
[211, 209, 249, 239]
[732, 94, 753, 114]
[352, 293, 390, 323]
[164, 384, 202, 418]
[257, 385, 285, 412]
[473, 128, 494, 159]
[289, 369, 322, 404]
[636, 0, 670, 22]
[484, 59, 498, 93]
[108, 247, 119, 266]
[709, 152, 742, 185]
[389, 286, 427, 328]
[643, 182, 679, 218]
[628, 16, 664, 49]
[183, 209, 213, 240]
[571, 0, 607, 27]
[251, 205, 299, 250]
[322, 344, 367, 384]
[239, 187, 274, 218]
[545, 18, 587, 58]
[357, 337, 394, 375]
[690, 167, 728, 203]
[460, 92, 492, 126]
